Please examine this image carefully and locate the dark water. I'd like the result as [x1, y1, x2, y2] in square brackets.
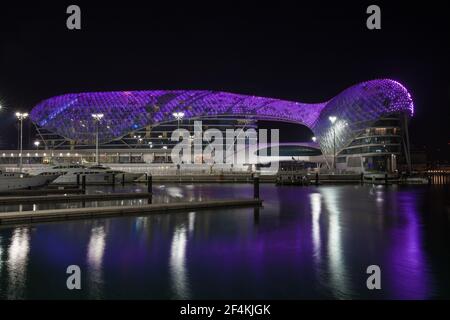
[0, 183, 449, 299]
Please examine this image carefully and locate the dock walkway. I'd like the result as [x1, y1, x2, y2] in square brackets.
[0, 192, 152, 205]
[0, 199, 262, 225]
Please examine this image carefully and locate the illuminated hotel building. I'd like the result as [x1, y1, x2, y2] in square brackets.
[1, 79, 414, 174]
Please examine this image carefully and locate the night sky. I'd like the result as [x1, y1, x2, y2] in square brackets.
[0, 1, 449, 160]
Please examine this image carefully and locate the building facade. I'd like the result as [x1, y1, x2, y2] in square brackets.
[19, 79, 414, 174]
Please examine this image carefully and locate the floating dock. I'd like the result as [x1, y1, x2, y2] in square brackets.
[0, 199, 263, 225]
[0, 187, 84, 197]
[136, 174, 276, 183]
[0, 192, 152, 205]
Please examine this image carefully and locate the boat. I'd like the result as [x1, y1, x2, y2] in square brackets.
[363, 173, 393, 184]
[29, 164, 113, 185]
[398, 176, 429, 185]
[0, 170, 60, 192]
[364, 173, 429, 185]
[276, 171, 310, 185]
[86, 165, 143, 183]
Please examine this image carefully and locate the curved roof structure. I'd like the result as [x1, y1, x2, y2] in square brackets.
[30, 79, 414, 155]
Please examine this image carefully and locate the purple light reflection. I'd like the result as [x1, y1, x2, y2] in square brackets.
[383, 191, 432, 299]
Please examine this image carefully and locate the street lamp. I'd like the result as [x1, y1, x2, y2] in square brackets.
[91, 113, 104, 165]
[15, 112, 29, 172]
[328, 116, 337, 172]
[34, 140, 40, 149]
[172, 111, 185, 131]
[311, 136, 317, 142]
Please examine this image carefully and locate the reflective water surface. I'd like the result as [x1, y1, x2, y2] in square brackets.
[0, 183, 449, 299]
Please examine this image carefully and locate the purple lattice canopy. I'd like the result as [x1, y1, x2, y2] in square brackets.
[30, 79, 413, 154]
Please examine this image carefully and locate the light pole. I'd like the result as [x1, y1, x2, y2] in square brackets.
[172, 111, 185, 131]
[15, 112, 29, 172]
[172, 112, 185, 175]
[91, 113, 104, 165]
[329, 116, 337, 173]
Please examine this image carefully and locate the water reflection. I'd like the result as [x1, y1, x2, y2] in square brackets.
[0, 184, 447, 299]
[6, 227, 30, 299]
[87, 225, 106, 299]
[321, 188, 350, 299]
[310, 193, 321, 264]
[167, 187, 184, 199]
[0, 183, 253, 213]
[169, 225, 189, 299]
[188, 212, 195, 234]
[386, 192, 431, 299]
[0, 236, 3, 277]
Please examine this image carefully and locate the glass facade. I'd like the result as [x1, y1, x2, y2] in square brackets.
[336, 116, 404, 173]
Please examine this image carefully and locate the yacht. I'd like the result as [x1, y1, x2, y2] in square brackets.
[0, 170, 60, 192]
[30, 164, 113, 185]
[87, 165, 143, 183]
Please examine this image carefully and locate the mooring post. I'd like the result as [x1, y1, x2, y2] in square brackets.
[147, 174, 153, 204]
[81, 175, 86, 194]
[253, 207, 260, 225]
[253, 172, 260, 200]
[122, 173, 125, 186]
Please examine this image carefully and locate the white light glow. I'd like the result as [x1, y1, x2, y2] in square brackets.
[310, 193, 322, 262]
[6, 228, 30, 298]
[87, 226, 106, 298]
[169, 226, 189, 299]
[172, 111, 185, 120]
[15, 112, 28, 119]
[91, 113, 104, 121]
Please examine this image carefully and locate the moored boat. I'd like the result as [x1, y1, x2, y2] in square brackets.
[29, 164, 113, 185]
[0, 170, 60, 191]
[86, 165, 143, 183]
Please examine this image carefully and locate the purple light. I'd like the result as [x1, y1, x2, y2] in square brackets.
[30, 79, 414, 148]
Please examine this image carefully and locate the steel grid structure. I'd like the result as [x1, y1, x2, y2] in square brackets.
[30, 79, 414, 156]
